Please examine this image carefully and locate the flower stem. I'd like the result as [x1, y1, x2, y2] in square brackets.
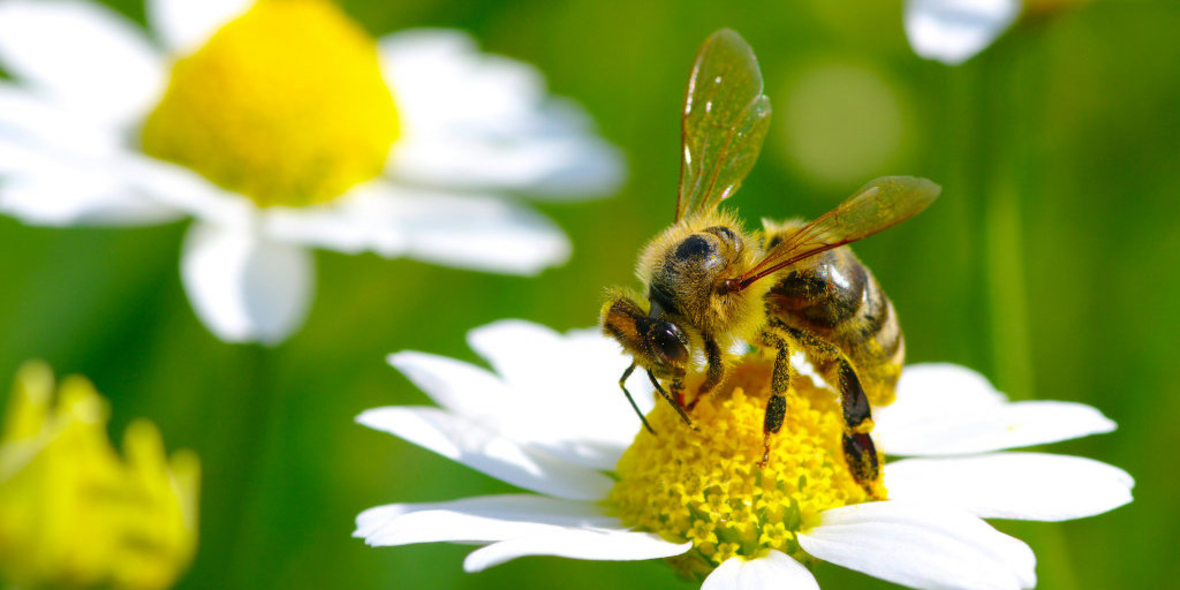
[976, 33, 1079, 590]
[205, 344, 281, 589]
[978, 48, 1035, 403]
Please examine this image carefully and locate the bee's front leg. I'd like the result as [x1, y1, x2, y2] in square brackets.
[618, 362, 655, 434]
[758, 328, 792, 467]
[646, 369, 696, 429]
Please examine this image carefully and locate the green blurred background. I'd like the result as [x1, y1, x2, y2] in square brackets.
[2, 0, 1178, 588]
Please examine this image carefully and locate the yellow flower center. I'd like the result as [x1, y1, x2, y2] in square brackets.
[609, 353, 885, 579]
[140, 0, 399, 208]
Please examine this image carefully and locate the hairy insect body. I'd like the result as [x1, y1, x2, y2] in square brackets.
[762, 220, 905, 407]
[598, 29, 940, 490]
[638, 211, 767, 345]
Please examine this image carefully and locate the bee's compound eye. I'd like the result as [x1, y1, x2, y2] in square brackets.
[674, 234, 714, 260]
[651, 322, 688, 366]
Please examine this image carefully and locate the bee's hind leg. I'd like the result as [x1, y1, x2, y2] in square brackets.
[758, 328, 793, 467]
[785, 327, 881, 491]
[835, 360, 881, 488]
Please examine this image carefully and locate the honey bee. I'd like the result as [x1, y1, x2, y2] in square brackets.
[600, 29, 940, 486]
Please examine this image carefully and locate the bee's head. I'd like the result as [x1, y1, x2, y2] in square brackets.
[600, 290, 690, 374]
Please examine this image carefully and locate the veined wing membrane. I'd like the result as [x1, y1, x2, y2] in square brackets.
[738, 176, 941, 288]
[676, 29, 771, 222]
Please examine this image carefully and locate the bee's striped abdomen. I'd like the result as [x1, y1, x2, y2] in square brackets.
[761, 222, 905, 406]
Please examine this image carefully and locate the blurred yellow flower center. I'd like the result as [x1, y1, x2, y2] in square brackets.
[0, 362, 200, 590]
[140, 0, 399, 208]
[609, 354, 883, 579]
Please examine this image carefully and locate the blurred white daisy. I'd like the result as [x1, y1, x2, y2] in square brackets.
[0, 0, 623, 344]
[904, 0, 1021, 65]
[355, 319, 1133, 590]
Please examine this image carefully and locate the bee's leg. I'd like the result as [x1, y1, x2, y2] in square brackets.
[647, 369, 696, 429]
[784, 327, 880, 489]
[687, 336, 724, 411]
[835, 360, 880, 487]
[618, 362, 655, 435]
[758, 328, 793, 467]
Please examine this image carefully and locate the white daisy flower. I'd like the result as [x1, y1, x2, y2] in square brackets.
[904, 0, 1021, 65]
[0, 0, 623, 344]
[355, 319, 1133, 590]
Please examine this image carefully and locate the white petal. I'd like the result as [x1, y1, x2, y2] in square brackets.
[356, 406, 613, 501]
[147, 0, 251, 55]
[0, 167, 181, 226]
[798, 501, 1036, 590]
[180, 223, 314, 344]
[390, 133, 625, 199]
[0, 0, 164, 127]
[467, 320, 568, 394]
[702, 551, 819, 590]
[260, 183, 407, 256]
[465, 320, 655, 470]
[122, 155, 256, 227]
[462, 528, 689, 572]
[381, 29, 624, 198]
[0, 83, 120, 158]
[885, 453, 1134, 521]
[355, 494, 617, 546]
[904, 0, 1020, 65]
[387, 188, 570, 274]
[386, 351, 513, 418]
[874, 364, 1116, 456]
[389, 323, 648, 472]
[265, 183, 568, 274]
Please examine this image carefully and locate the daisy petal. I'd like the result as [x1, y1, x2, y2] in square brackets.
[462, 528, 690, 572]
[0, 0, 164, 127]
[0, 168, 181, 227]
[390, 323, 647, 472]
[0, 84, 119, 158]
[702, 551, 819, 590]
[874, 364, 1116, 456]
[179, 223, 314, 344]
[386, 351, 511, 418]
[466, 320, 566, 388]
[123, 156, 256, 227]
[380, 29, 624, 198]
[904, 0, 1021, 65]
[877, 400, 1115, 456]
[465, 320, 654, 470]
[886, 453, 1135, 521]
[390, 133, 625, 199]
[356, 406, 613, 501]
[147, 0, 251, 55]
[259, 183, 409, 256]
[355, 494, 616, 546]
[390, 190, 570, 275]
[798, 501, 1036, 590]
[266, 183, 568, 274]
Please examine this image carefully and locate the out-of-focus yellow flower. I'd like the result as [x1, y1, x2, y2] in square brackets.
[0, 361, 200, 590]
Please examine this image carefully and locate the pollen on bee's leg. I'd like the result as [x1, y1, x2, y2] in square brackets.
[610, 353, 884, 580]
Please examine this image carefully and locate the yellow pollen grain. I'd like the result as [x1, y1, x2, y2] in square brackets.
[140, 0, 399, 208]
[609, 354, 884, 579]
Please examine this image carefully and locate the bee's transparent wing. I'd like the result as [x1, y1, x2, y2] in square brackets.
[737, 177, 941, 288]
[676, 29, 771, 222]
